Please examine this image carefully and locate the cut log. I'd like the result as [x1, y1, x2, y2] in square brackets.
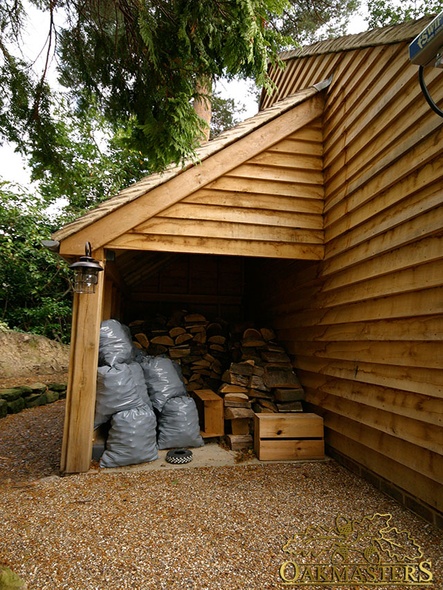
[134, 332, 150, 348]
[226, 434, 253, 451]
[169, 346, 191, 359]
[229, 396, 250, 404]
[277, 401, 303, 412]
[193, 368, 212, 376]
[263, 366, 302, 389]
[247, 389, 273, 400]
[261, 351, 291, 364]
[224, 400, 252, 408]
[147, 344, 168, 355]
[249, 375, 269, 391]
[224, 407, 255, 420]
[193, 331, 207, 344]
[252, 365, 265, 377]
[192, 359, 211, 368]
[242, 339, 266, 348]
[208, 335, 226, 345]
[243, 328, 263, 341]
[190, 373, 203, 382]
[221, 371, 249, 387]
[218, 383, 249, 395]
[188, 325, 206, 333]
[151, 335, 174, 346]
[231, 419, 251, 435]
[175, 333, 193, 345]
[169, 326, 187, 338]
[186, 381, 203, 392]
[266, 343, 286, 353]
[252, 403, 274, 413]
[274, 388, 305, 402]
[209, 355, 223, 375]
[260, 327, 276, 341]
[209, 343, 225, 352]
[258, 399, 278, 412]
[229, 361, 255, 376]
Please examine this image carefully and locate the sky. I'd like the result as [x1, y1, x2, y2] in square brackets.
[0, 8, 368, 188]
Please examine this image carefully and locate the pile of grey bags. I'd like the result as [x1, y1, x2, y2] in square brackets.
[95, 319, 203, 468]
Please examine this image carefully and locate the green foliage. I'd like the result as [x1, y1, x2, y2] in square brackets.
[210, 93, 248, 140]
[0, 184, 72, 342]
[29, 95, 150, 217]
[0, 0, 363, 193]
[57, 0, 291, 172]
[0, 1, 62, 175]
[279, 0, 360, 44]
[366, 0, 443, 29]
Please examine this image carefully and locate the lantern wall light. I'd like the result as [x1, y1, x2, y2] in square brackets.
[69, 242, 104, 294]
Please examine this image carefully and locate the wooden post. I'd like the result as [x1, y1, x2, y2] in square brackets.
[60, 252, 105, 474]
[102, 278, 113, 321]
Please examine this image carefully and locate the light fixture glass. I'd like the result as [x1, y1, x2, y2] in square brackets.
[69, 242, 104, 294]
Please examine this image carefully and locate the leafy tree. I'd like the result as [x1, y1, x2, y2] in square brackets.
[210, 92, 248, 140]
[32, 94, 150, 217]
[0, 0, 362, 341]
[366, 0, 443, 29]
[0, 183, 72, 341]
[278, 0, 360, 44]
[0, 0, 291, 176]
[0, 0, 363, 182]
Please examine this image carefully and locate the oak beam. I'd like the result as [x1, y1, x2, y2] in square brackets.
[61, 255, 105, 474]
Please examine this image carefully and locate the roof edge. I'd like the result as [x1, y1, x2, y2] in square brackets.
[278, 16, 434, 62]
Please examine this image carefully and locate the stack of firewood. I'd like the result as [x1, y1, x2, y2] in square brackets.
[129, 313, 231, 393]
[221, 327, 305, 411]
[217, 327, 305, 449]
[130, 314, 306, 450]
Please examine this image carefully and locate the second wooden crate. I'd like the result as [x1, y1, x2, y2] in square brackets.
[254, 413, 324, 461]
[191, 389, 224, 438]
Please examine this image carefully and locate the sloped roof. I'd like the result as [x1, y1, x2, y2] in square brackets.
[54, 17, 432, 252]
[278, 16, 432, 61]
[53, 83, 327, 248]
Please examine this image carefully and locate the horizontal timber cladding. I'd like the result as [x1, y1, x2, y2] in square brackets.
[55, 91, 325, 257]
[249, 28, 443, 520]
[108, 120, 325, 260]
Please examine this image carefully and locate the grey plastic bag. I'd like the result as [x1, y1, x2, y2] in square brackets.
[95, 363, 144, 428]
[157, 395, 204, 450]
[99, 319, 134, 366]
[100, 404, 158, 468]
[128, 361, 152, 408]
[140, 356, 187, 412]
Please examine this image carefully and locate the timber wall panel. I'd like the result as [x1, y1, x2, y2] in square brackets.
[110, 121, 325, 260]
[249, 36, 443, 520]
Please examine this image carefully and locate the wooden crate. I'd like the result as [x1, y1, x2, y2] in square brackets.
[254, 413, 324, 461]
[191, 389, 224, 438]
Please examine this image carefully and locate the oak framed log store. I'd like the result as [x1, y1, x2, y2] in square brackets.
[53, 17, 443, 528]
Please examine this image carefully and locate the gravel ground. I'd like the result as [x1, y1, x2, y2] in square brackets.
[0, 401, 442, 589]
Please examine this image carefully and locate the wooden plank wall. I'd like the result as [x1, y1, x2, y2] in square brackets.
[249, 40, 443, 520]
[108, 121, 325, 261]
[121, 254, 245, 323]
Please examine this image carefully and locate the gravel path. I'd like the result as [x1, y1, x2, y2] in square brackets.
[0, 402, 442, 589]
